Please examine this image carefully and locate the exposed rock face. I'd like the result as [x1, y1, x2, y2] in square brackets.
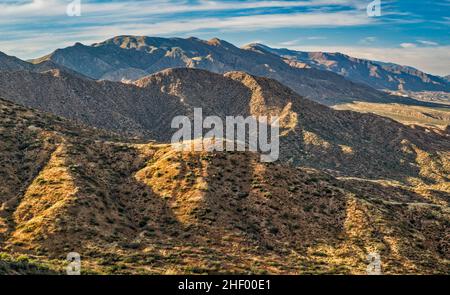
[31, 36, 408, 106]
[247, 43, 450, 92]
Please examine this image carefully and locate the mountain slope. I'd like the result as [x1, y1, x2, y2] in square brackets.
[0, 50, 89, 80]
[0, 68, 448, 186]
[0, 98, 449, 274]
[138, 68, 450, 183]
[0, 69, 185, 139]
[31, 36, 412, 106]
[247, 43, 450, 93]
[0, 52, 33, 71]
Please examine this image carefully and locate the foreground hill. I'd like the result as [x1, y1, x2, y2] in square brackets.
[30, 36, 414, 106]
[0, 98, 449, 274]
[245, 44, 450, 93]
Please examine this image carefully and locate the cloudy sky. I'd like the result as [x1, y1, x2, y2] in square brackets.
[1, 0, 449, 75]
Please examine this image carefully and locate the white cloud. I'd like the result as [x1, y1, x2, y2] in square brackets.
[280, 36, 326, 46]
[417, 40, 439, 46]
[0, 0, 63, 18]
[0, 10, 373, 59]
[306, 36, 326, 40]
[399, 41, 440, 49]
[0, 0, 375, 59]
[0, 0, 446, 78]
[400, 43, 417, 48]
[280, 40, 302, 46]
[0, 0, 360, 19]
[187, 12, 372, 31]
[359, 36, 376, 44]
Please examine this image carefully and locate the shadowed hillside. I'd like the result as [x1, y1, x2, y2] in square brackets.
[0, 98, 449, 274]
[0, 68, 448, 185]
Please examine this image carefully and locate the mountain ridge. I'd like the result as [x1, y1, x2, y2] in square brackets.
[29, 35, 426, 106]
[0, 50, 90, 80]
[0, 67, 448, 185]
[247, 43, 450, 92]
[1, 36, 449, 274]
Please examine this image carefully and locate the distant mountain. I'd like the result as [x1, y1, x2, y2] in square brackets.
[0, 67, 448, 184]
[0, 51, 33, 71]
[31, 36, 416, 106]
[247, 43, 450, 92]
[0, 50, 89, 79]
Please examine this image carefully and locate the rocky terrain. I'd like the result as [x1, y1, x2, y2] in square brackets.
[0, 36, 449, 275]
[30, 36, 420, 106]
[0, 98, 448, 274]
[249, 43, 450, 93]
[0, 67, 448, 183]
[0, 51, 88, 79]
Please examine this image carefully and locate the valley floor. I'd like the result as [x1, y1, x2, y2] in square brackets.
[333, 102, 450, 130]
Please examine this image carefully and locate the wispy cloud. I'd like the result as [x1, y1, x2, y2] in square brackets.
[0, 0, 360, 19]
[417, 40, 439, 46]
[0, 0, 448, 77]
[0, 10, 373, 59]
[0, 0, 374, 58]
[359, 36, 376, 45]
[280, 39, 302, 46]
[280, 36, 327, 46]
[400, 43, 417, 48]
[306, 36, 326, 40]
[399, 40, 440, 49]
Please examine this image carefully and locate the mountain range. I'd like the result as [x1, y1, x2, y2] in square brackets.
[249, 43, 450, 92]
[0, 35, 449, 274]
[0, 66, 448, 183]
[30, 36, 448, 106]
[0, 51, 89, 80]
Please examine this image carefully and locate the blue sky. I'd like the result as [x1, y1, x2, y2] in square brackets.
[1, 0, 449, 75]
